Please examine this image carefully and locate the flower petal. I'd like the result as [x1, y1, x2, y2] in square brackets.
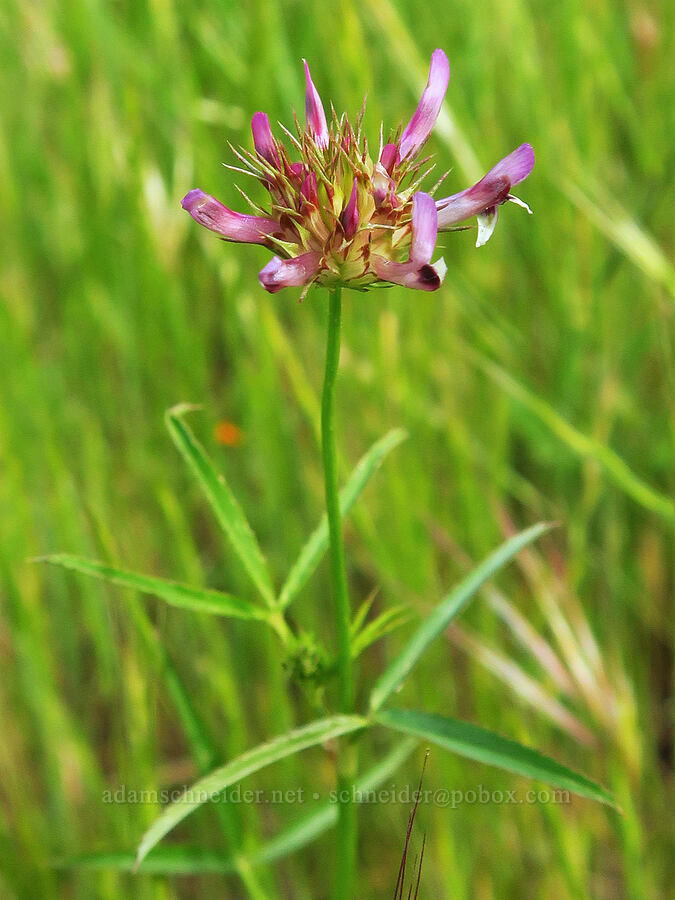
[372, 258, 447, 291]
[485, 143, 534, 188]
[303, 59, 329, 149]
[301, 171, 318, 204]
[289, 161, 306, 181]
[372, 162, 391, 207]
[399, 49, 450, 161]
[341, 180, 359, 240]
[476, 207, 498, 247]
[373, 143, 399, 206]
[251, 112, 280, 167]
[409, 191, 439, 263]
[380, 142, 398, 174]
[258, 251, 322, 293]
[181, 190, 280, 244]
[372, 192, 446, 290]
[436, 143, 535, 230]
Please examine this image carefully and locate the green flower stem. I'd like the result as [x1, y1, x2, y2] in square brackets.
[322, 287, 357, 898]
[322, 288, 352, 713]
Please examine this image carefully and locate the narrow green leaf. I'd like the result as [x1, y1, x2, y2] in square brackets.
[375, 709, 619, 809]
[54, 847, 236, 875]
[59, 737, 417, 875]
[369, 522, 552, 712]
[39, 555, 267, 622]
[350, 589, 378, 638]
[124, 602, 269, 894]
[250, 736, 418, 867]
[352, 605, 410, 660]
[278, 428, 407, 609]
[135, 714, 369, 868]
[166, 404, 276, 605]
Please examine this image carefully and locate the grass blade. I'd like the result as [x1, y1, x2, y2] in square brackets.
[166, 404, 276, 605]
[369, 522, 552, 712]
[135, 714, 368, 868]
[375, 709, 618, 808]
[470, 353, 675, 524]
[560, 177, 675, 300]
[278, 428, 407, 609]
[54, 847, 237, 875]
[38, 555, 268, 622]
[449, 624, 595, 746]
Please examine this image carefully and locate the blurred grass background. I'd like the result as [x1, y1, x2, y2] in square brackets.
[0, 0, 673, 896]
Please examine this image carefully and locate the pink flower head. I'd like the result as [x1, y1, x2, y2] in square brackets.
[182, 51, 534, 297]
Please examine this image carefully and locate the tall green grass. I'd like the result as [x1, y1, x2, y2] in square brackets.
[1, 0, 672, 896]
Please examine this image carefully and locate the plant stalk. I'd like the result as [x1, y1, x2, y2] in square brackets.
[322, 287, 357, 898]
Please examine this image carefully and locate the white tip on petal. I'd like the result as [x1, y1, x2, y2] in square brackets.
[432, 256, 448, 284]
[476, 207, 499, 247]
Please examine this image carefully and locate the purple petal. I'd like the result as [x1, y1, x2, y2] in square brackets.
[301, 171, 318, 204]
[399, 49, 450, 161]
[181, 190, 280, 244]
[289, 161, 306, 181]
[341, 180, 359, 240]
[436, 143, 534, 229]
[372, 192, 446, 290]
[409, 191, 438, 263]
[436, 177, 510, 228]
[251, 112, 280, 167]
[258, 251, 322, 293]
[372, 257, 447, 291]
[380, 142, 398, 174]
[372, 162, 391, 207]
[486, 143, 534, 187]
[303, 59, 329, 149]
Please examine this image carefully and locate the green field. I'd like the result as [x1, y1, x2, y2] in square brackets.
[1, 0, 673, 897]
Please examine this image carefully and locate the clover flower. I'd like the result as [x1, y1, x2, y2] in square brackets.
[182, 49, 534, 296]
